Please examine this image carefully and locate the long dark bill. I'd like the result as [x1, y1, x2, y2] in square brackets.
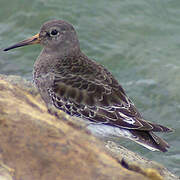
[3, 33, 40, 51]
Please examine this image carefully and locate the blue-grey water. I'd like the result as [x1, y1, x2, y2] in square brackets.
[0, 0, 180, 176]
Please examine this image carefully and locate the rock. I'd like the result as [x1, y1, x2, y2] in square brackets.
[105, 141, 179, 180]
[0, 75, 178, 180]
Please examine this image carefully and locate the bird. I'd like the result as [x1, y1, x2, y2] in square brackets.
[4, 19, 173, 152]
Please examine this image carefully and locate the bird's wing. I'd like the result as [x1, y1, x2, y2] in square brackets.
[48, 58, 169, 132]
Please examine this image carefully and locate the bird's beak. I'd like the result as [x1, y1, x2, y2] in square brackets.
[3, 33, 40, 51]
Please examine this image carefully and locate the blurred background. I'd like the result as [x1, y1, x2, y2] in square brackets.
[0, 0, 180, 176]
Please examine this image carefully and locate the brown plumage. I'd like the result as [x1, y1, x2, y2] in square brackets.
[4, 20, 173, 152]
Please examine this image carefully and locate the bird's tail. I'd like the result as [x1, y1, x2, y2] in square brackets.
[130, 130, 171, 152]
[143, 120, 173, 133]
[87, 121, 172, 152]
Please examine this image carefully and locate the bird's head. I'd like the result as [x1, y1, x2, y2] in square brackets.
[4, 20, 80, 54]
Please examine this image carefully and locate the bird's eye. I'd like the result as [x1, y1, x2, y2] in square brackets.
[50, 29, 59, 36]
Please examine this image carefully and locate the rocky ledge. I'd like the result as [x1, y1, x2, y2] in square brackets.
[0, 75, 178, 180]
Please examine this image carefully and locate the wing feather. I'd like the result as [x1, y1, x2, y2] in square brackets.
[48, 56, 171, 133]
[50, 75, 154, 131]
